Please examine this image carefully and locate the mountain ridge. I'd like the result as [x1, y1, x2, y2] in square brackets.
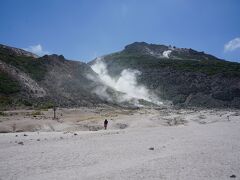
[90, 42, 240, 108]
[1, 42, 240, 109]
[0, 46, 111, 109]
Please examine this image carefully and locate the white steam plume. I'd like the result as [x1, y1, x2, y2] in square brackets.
[90, 57, 162, 106]
[162, 50, 172, 58]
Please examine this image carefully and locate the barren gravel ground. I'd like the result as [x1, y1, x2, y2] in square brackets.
[0, 107, 240, 180]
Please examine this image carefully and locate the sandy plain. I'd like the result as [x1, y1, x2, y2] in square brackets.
[0, 107, 240, 180]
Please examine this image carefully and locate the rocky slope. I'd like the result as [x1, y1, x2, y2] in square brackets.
[90, 42, 240, 108]
[0, 44, 38, 58]
[0, 44, 111, 109]
[1, 42, 240, 109]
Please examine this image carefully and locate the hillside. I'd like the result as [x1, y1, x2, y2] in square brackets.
[90, 42, 240, 108]
[1, 42, 240, 109]
[0, 44, 110, 110]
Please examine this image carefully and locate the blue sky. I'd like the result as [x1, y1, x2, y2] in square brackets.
[0, 0, 240, 62]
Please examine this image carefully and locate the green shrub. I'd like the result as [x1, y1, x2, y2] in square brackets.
[31, 111, 42, 116]
[22, 100, 33, 106]
[0, 96, 12, 110]
[0, 72, 20, 94]
[35, 101, 54, 110]
[0, 111, 6, 116]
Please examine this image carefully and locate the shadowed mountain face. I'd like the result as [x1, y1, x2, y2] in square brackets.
[0, 45, 110, 109]
[90, 42, 240, 108]
[1, 42, 240, 109]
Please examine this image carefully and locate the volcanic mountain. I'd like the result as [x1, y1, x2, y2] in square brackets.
[1, 42, 240, 109]
[90, 42, 240, 108]
[0, 44, 113, 109]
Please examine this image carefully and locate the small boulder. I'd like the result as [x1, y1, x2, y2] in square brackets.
[149, 147, 154, 150]
[230, 175, 236, 178]
[18, 142, 24, 145]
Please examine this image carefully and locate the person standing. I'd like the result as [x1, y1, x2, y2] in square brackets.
[104, 119, 108, 130]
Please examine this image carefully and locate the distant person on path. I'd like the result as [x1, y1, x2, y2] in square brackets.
[104, 119, 108, 130]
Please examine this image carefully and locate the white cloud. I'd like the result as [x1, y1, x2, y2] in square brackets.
[224, 37, 240, 52]
[24, 44, 49, 56]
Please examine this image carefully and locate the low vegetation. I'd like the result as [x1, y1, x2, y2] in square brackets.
[31, 111, 42, 116]
[104, 52, 240, 77]
[0, 48, 47, 81]
[0, 111, 6, 116]
[0, 71, 20, 94]
[36, 101, 54, 110]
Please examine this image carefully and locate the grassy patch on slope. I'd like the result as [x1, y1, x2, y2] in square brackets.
[0, 48, 47, 81]
[104, 52, 240, 77]
[0, 71, 20, 94]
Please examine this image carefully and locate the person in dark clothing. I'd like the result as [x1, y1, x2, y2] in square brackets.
[104, 119, 108, 130]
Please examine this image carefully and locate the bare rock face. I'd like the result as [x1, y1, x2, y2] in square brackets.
[0, 45, 108, 108]
[0, 44, 38, 58]
[0, 60, 46, 98]
[124, 42, 169, 58]
[38, 54, 109, 106]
